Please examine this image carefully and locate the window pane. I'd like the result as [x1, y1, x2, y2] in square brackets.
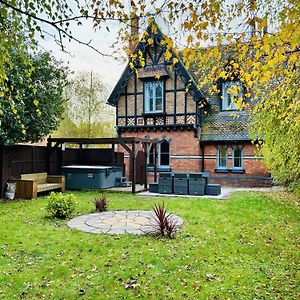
[233, 149, 242, 168]
[145, 82, 151, 112]
[149, 97, 153, 111]
[156, 97, 162, 111]
[149, 145, 154, 165]
[218, 148, 227, 168]
[160, 141, 170, 166]
[156, 84, 162, 98]
[160, 141, 169, 152]
[160, 154, 169, 166]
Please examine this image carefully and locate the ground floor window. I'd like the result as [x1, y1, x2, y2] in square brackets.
[147, 140, 170, 169]
[217, 148, 228, 169]
[233, 148, 243, 169]
[148, 144, 155, 166]
[159, 140, 170, 167]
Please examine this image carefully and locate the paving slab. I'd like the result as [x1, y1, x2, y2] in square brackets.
[68, 210, 184, 235]
[137, 186, 281, 200]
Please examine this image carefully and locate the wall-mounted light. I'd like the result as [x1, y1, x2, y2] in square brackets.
[61, 143, 65, 151]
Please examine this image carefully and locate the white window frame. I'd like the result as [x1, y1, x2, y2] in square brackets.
[221, 81, 243, 110]
[232, 148, 243, 169]
[217, 148, 228, 169]
[144, 81, 164, 113]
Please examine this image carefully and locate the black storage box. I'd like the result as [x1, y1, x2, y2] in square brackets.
[189, 173, 206, 196]
[149, 183, 159, 193]
[173, 173, 188, 195]
[158, 172, 173, 194]
[205, 184, 221, 196]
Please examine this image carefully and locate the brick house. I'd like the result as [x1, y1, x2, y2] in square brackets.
[107, 23, 272, 187]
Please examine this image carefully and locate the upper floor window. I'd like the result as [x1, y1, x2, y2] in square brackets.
[144, 81, 164, 113]
[221, 81, 243, 110]
[232, 148, 243, 169]
[217, 148, 228, 169]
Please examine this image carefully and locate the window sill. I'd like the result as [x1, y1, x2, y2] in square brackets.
[231, 169, 245, 174]
[215, 168, 229, 173]
[147, 166, 171, 172]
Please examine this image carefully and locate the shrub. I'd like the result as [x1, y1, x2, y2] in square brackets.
[47, 192, 75, 219]
[149, 203, 178, 239]
[93, 195, 108, 212]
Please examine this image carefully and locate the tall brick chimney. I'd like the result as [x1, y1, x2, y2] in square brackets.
[129, 16, 139, 54]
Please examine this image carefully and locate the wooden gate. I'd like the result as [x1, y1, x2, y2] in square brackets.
[130, 151, 146, 185]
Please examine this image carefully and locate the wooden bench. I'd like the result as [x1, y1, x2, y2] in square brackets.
[9, 173, 65, 199]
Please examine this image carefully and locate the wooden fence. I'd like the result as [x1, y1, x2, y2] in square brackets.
[0, 145, 124, 197]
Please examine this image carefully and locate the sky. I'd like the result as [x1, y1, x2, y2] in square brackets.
[39, 19, 128, 91]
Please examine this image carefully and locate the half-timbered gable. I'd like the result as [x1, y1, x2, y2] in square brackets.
[107, 23, 206, 135]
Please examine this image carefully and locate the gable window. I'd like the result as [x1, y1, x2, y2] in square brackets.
[217, 148, 228, 170]
[144, 81, 164, 113]
[221, 81, 243, 110]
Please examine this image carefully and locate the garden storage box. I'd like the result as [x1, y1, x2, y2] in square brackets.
[173, 173, 188, 195]
[189, 173, 206, 196]
[205, 184, 221, 196]
[158, 172, 173, 194]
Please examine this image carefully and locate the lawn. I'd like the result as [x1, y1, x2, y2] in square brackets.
[0, 191, 299, 299]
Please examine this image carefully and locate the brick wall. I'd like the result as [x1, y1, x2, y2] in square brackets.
[203, 143, 272, 187]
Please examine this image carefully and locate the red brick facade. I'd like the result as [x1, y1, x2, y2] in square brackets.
[117, 130, 272, 187]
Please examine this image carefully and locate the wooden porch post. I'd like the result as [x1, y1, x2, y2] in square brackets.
[131, 142, 136, 194]
[154, 143, 158, 182]
[46, 139, 51, 174]
[112, 143, 115, 165]
[142, 141, 148, 190]
[79, 144, 83, 164]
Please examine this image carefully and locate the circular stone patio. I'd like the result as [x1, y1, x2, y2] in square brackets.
[67, 211, 183, 235]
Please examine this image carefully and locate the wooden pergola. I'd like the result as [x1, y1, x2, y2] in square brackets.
[47, 137, 159, 194]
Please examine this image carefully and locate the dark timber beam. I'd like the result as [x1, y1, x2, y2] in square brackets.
[131, 142, 136, 194]
[119, 142, 134, 157]
[154, 143, 158, 182]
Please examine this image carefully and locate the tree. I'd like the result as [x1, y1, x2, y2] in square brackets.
[0, 51, 68, 145]
[53, 71, 115, 140]
[1, 0, 299, 192]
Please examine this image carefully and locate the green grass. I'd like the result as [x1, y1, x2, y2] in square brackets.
[0, 191, 299, 299]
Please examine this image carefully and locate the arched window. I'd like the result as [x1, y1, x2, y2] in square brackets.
[217, 148, 227, 169]
[233, 148, 243, 169]
[159, 140, 170, 167]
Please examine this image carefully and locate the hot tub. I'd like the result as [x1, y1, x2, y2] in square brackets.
[61, 165, 123, 190]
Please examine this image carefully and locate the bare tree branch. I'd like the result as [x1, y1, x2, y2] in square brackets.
[0, 0, 114, 57]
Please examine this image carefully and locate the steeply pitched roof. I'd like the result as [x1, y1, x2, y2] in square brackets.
[107, 22, 206, 106]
